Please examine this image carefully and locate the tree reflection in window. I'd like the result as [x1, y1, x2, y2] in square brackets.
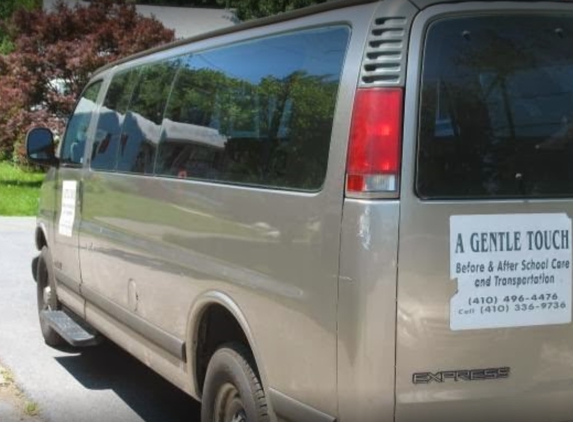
[157, 26, 349, 190]
[91, 69, 140, 171]
[118, 59, 180, 174]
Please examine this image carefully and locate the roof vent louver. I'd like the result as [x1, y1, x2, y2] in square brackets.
[360, 11, 411, 87]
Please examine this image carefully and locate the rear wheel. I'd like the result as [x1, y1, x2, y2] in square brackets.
[36, 246, 64, 347]
[201, 344, 269, 422]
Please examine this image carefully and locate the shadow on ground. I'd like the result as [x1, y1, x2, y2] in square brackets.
[54, 341, 201, 422]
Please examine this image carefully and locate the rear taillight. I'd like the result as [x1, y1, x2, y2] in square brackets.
[346, 87, 403, 195]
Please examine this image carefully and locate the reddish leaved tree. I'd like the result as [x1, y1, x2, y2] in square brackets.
[0, 0, 175, 165]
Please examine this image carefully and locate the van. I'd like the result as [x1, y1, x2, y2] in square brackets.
[25, 1, 573, 421]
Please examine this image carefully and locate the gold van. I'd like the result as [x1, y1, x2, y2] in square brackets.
[26, 1, 573, 421]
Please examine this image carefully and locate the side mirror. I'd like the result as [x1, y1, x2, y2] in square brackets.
[26, 127, 58, 167]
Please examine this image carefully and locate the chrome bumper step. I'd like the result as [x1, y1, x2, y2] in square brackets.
[40, 310, 101, 347]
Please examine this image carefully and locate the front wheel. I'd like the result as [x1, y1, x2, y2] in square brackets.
[201, 344, 270, 422]
[36, 246, 64, 347]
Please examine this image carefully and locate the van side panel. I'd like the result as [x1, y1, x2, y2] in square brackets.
[80, 159, 341, 413]
[338, 200, 400, 422]
[77, 6, 371, 416]
[337, 0, 416, 419]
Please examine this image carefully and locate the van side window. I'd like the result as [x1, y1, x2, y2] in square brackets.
[156, 26, 349, 190]
[60, 81, 102, 165]
[117, 60, 180, 174]
[417, 16, 573, 199]
[91, 69, 140, 171]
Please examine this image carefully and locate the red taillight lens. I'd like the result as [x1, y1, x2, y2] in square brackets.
[346, 88, 404, 193]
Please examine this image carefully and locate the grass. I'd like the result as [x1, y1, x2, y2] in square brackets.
[0, 364, 41, 419]
[0, 366, 14, 385]
[0, 162, 45, 216]
[24, 400, 40, 416]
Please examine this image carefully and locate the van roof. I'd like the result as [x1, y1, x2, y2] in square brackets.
[92, 0, 573, 77]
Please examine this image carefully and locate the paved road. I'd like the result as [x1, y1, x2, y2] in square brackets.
[0, 217, 201, 422]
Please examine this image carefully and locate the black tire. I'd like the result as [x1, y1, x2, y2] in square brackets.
[201, 343, 270, 422]
[36, 246, 65, 347]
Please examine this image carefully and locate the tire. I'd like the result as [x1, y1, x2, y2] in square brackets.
[36, 246, 65, 347]
[201, 343, 270, 422]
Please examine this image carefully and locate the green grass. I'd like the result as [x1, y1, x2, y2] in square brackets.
[23, 400, 40, 417]
[0, 162, 45, 216]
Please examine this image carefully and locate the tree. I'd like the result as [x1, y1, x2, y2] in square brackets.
[0, 0, 174, 165]
[0, 0, 41, 55]
[131, 0, 328, 21]
[224, 0, 328, 20]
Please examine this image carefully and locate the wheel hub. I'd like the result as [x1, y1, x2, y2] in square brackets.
[230, 411, 246, 422]
[214, 383, 247, 422]
[42, 286, 53, 310]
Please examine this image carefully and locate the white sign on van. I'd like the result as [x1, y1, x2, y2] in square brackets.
[58, 180, 77, 237]
[450, 214, 572, 330]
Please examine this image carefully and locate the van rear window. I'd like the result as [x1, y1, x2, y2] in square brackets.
[417, 15, 573, 199]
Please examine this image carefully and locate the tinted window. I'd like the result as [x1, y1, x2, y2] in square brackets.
[418, 16, 573, 199]
[91, 69, 139, 170]
[117, 60, 180, 174]
[156, 26, 349, 190]
[60, 81, 102, 165]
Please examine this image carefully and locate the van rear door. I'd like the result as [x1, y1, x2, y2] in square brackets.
[396, 4, 573, 422]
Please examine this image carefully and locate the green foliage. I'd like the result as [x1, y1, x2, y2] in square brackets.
[130, 0, 208, 4]
[132, 60, 181, 123]
[127, 0, 327, 21]
[0, 0, 41, 55]
[218, 0, 327, 20]
[0, 162, 44, 216]
[236, 0, 327, 20]
[0, 37, 14, 55]
[163, 59, 338, 188]
[0, 0, 41, 20]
